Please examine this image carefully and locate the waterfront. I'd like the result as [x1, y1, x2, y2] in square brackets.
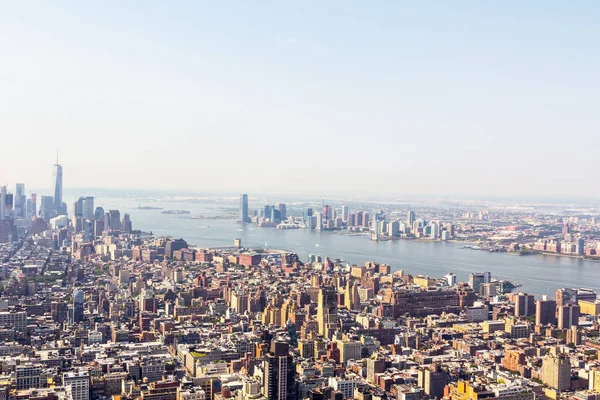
[96, 196, 600, 297]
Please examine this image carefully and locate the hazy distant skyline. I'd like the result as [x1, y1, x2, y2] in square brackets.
[1, 2, 599, 198]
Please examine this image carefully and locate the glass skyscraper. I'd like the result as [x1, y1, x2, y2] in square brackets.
[240, 194, 249, 222]
[52, 160, 63, 213]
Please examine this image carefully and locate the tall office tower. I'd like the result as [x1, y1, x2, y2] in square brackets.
[30, 194, 37, 219]
[94, 207, 104, 221]
[341, 205, 348, 222]
[240, 194, 249, 222]
[109, 210, 121, 231]
[262, 340, 296, 400]
[73, 288, 85, 323]
[577, 237, 585, 256]
[270, 208, 281, 223]
[407, 211, 416, 226]
[73, 198, 83, 218]
[542, 353, 571, 392]
[103, 212, 111, 232]
[26, 199, 32, 219]
[264, 205, 274, 220]
[388, 221, 400, 237]
[536, 299, 557, 325]
[558, 303, 580, 329]
[94, 220, 104, 237]
[514, 293, 535, 317]
[0, 186, 5, 219]
[39, 196, 55, 221]
[322, 204, 330, 221]
[556, 288, 577, 306]
[82, 219, 94, 242]
[278, 204, 287, 221]
[430, 222, 438, 239]
[122, 213, 132, 233]
[4, 194, 13, 212]
[52, 158, 63, 213]
[82, 197, 94, 220]
[315, 212, 323, 231]
[356, 211, 363, 226]
[15, 183, 25, 218]
[317, 287, 338, 338]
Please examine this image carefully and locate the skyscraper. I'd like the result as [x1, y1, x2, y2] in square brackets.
[262, 340, 296, 400]
[558, 303, 580, 329]
[94, 206, 104, 221]
[29, 193, 37, 219]
[73, 288, 84, 324]
[15, 183, 25, 218]
[341, 205, 348, 222]
[536, 299, 557, 326]
[52, 158, 63, 213]
[430, 222, 438, 240]
[240, 194, 249, 223]
[0, 186, 5, 219]
[278, 204, 287, 221]
[82, 197, 94, 220]
[39, 196, 54, 221]
[109, 210, 121, 231]
[514, 293, 535, 317]
[122, 213, 132, 233]
[317, 287, 338, 338]
[407, 211, 416, 226]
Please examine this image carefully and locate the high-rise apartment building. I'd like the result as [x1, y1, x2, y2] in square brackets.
[341, 205, 348, 222]
[558, 303, 580, 329]
[514, 293, 536, 317]
[542, 353, 571, 392]
[262, 340, 296, 400]
[556, 288, 577, 306]
[536, 299, 557, 325]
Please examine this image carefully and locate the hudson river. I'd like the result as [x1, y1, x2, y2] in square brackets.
[97, 196, 600, 297]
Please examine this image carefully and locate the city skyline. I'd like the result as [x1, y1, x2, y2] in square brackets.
[3, 3, 600, 399]
[1, 2, 600, 198]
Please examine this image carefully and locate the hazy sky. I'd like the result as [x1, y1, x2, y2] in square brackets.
[1, 2, 598, 198]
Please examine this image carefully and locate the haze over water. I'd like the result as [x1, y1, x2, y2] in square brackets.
[91, 195, 600, 298]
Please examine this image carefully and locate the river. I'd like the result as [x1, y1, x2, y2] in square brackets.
[92, 196, 600, 297]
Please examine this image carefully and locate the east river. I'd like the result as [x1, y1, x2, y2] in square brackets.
[94, 196, 600, 298]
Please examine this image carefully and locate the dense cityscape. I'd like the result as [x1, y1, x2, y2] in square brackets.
[0, 159, 599, 400]
[239, 194, 600, 260]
